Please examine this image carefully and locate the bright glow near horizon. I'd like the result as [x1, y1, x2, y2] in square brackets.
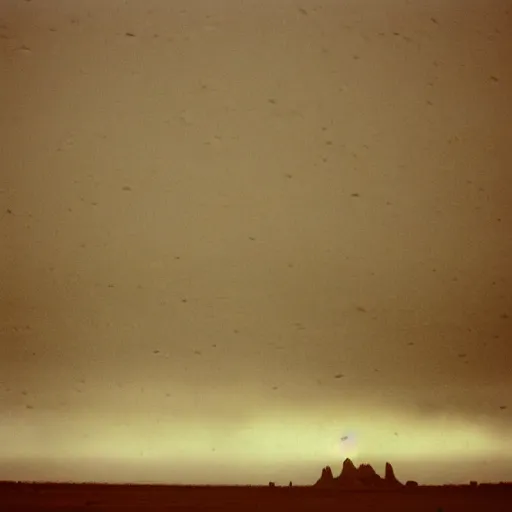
[2, 410, 510, 480]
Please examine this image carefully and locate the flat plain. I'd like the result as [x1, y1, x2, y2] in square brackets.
[1, 483, 512, 512]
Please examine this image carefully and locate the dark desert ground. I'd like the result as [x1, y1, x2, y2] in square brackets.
[2, 481, 512, 511]
[1, 0, 512, 510]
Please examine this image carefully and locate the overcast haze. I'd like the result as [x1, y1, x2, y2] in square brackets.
[1, 0, 511, 486]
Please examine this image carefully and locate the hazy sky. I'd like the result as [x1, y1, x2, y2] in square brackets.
[1, 0, 511, 486]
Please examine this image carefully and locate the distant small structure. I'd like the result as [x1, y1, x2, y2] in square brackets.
[470, 480, 478, 488]
[289, 481, 293, 487]
[268, 481, 275, 488]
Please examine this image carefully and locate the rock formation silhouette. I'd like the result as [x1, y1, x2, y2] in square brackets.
[337, 458, 360, 486]
[357, 463, 382, 487]
[385, 462, 401, 487]
[314, 458, 404, 489]
[315, 466, 335, 488]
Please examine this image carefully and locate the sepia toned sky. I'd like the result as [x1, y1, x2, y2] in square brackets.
[1, 0, 511, 486]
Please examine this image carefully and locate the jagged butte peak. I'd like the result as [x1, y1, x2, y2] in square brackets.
[357, 463, 381, 486]
[321, 466, 334, 481]
[340, 458, 358, 476]
[337, 458, 366, 488]
[314, 466, 335, 487]
[358, 463, 378, 477]
[314, 458, 406, 489]
[385, 462, 403, 486]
